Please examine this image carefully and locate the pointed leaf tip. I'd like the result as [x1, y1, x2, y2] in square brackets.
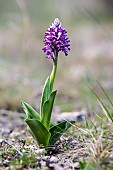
[40, 77, 51, 117]
[21, 101, 40, 120]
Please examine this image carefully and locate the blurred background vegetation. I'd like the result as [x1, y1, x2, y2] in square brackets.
[0, 0, 113, 112]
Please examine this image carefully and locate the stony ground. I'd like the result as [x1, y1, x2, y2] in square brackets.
[0, 109, 87, 170]
[1, 107, 113, 170]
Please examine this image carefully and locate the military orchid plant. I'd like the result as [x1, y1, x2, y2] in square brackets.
[21, 18, 74, 147]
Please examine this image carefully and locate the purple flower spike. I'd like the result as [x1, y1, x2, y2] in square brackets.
[42, 18, 70, 61]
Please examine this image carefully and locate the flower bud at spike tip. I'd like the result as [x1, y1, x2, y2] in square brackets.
[42, 18, 70, 62]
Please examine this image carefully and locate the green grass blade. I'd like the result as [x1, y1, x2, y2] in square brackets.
[40, 77, 51, 118]
[97, 97, 113, 123]
[25, 119, 50, 146]
[97, 81, 113, 108]
[98, 100, 113, 124]
[21, 101, 40, 120]
[89, 87, 113, 123]
[41, 90, 57, 130]
[49, 121, 75, 146]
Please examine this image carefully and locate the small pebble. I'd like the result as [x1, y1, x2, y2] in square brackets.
[50, 156, 58, 163]
[36, 148, 45, 154]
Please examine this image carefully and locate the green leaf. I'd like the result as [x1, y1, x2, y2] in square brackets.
[21, 101, 40, 120]
[49, 121, 75, 146]
[25, 119, 50, 146]
[41, 90, 57, 130]
[79, 159, 86, 169]
[40, 77, 51, 118]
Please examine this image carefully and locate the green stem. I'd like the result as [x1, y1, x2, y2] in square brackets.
[50, 53, 58, 92]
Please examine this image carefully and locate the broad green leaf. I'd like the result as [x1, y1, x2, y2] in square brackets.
[49, 121, 75, 146]
[21, 101, 40, 120]
[41, 90, 57, 130]
[40, 77, 51, 117]
[25, 119, 50, 146]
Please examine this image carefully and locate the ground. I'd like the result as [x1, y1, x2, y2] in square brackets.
[1, 104, 113, 170]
